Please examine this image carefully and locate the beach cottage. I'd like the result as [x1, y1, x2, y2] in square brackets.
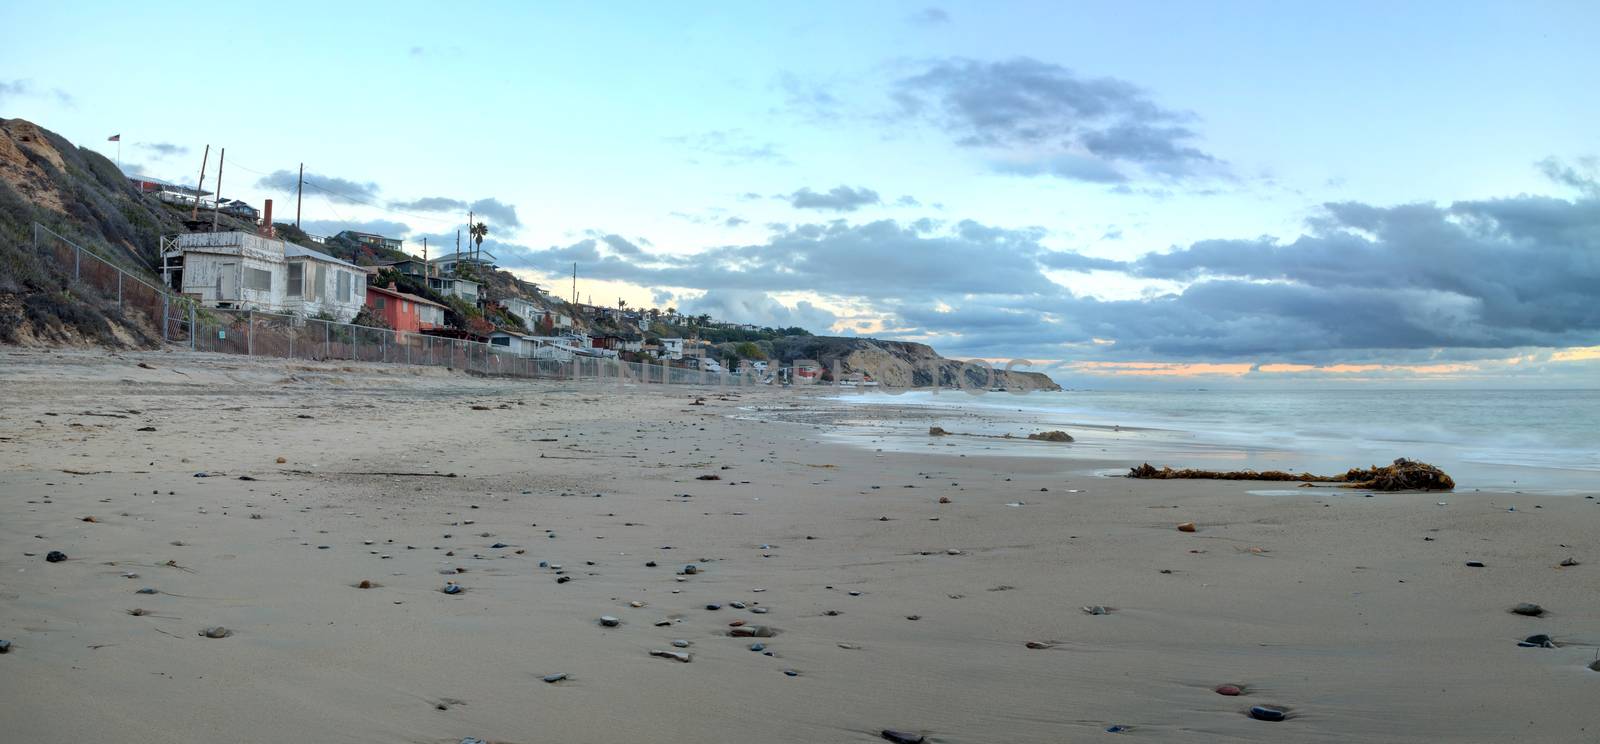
[161, 231, 367, 320]
[365, 283, 447, 333]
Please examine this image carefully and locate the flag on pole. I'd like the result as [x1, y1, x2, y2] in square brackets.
[107, 134, 121, 142]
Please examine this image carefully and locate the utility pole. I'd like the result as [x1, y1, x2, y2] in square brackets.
[467, 210, 475, 265]
[571, 262, 577, 306]
[210, 148, 225, 232]
[422, 237, 428, 281]
[295, 162, 304, 229]
[190, 145, 210, 221]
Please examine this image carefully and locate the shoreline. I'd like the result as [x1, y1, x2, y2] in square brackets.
[1, 348, 1596, 743]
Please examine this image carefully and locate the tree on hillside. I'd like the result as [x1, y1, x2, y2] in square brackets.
[469, 221, 489, 264]
[697, 313, 712, 327]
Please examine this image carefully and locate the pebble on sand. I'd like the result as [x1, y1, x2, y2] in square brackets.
[1518, 634, 1556, 648]
[881, 730, 925, 744]
[442, 582, 464, 595]
[729, 625, 776, 638]
[649, 649, 692, 662]
[0, 639, 11, 653]
[1510, 602, 1546, 617]
[599, 615, 621, 627]
[200, 626, 232, 639]
[1248, 705, 1287, 722]
[542, 673, 569, 683]
[46, 550, 68, 563]
[1177, 522, 1197, 533]
[1465, 561, 1485, 567]
[1214, 684, 1244, 696]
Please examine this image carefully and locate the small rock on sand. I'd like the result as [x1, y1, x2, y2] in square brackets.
[0, 639, 11, 653]
[200, 626, 232, 639]
[881, 730, 925, 744]
[1248, 705, 1287, 722]
[46, 551, 67, 562]
[1177, 522, 1196, 532]
[1510, 602, 1545, 617]
[599, 615, 621, 627]
[542, 673, 568, 683]
[1215, 684, 1244, 696]
[649, 649, 691, 662]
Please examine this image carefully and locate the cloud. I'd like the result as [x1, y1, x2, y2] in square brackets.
[391, 196, 468, 212]
[789, 185, 881, 212]
[680, 289, 838, 330]
[908, 7, 951, 26]
[467, 197, 521, 228]
[299, 218, 412, 239]
[386, 196, 520, 228]
[135, 142, 187, 158]
[774, 72, 842, 122]
[0, 79, 74, 106]
[725, 216, 749, 227]
[895, 195, 922, 207]
[1537, 156, 1599, 198]
[258, 170, 380, 205]
[666, 130, 789, 165]
[892, 57, 1219, 182]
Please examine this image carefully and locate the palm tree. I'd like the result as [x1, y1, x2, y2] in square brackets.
[469, 222, 489, 265]
[697, 313, 712, 327]
[667, 306, 677, 323]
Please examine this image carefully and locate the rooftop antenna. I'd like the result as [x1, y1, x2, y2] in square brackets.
[294, 162, 304, 228]
[190, 145, 210, 221]
[571, 262, 577, 306]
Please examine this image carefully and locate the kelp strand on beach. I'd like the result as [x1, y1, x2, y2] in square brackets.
[1127, 457, 1455, 491]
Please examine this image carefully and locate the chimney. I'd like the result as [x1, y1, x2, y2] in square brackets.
[262, 199, 275, 237]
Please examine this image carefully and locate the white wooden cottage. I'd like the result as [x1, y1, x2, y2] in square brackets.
[161, 231, 367, 321]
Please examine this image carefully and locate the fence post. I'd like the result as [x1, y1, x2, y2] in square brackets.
[189, 303, 196, 351]
[325, 322, 331, 359]
[247, 310, 254, 357]
[74, 244, 81, 281]
[117, 273, 123, 309]
[161, 294, 169, 342]
[289, 319, 295, 359]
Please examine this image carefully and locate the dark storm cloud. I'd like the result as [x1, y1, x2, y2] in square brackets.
[257, 170, 380, 205]
[789, 185, 881, 212]
[892, 57, 1219, 182]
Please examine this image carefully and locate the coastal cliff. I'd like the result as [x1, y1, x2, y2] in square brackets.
[770, 335, 1060, 391]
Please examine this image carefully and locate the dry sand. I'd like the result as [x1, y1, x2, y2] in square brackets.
[1, 347, 1596, 743]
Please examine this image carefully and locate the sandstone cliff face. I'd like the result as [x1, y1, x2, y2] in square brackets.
[771, 336, 1060, 391]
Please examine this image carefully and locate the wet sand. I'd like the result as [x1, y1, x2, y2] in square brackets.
[1, 348, 1596, 743]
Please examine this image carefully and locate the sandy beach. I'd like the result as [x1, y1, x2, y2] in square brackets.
[1, 347, 1596, 743]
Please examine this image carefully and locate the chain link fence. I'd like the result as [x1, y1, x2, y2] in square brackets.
[29, 221, 772, 389]
[32, 223, 194, 346]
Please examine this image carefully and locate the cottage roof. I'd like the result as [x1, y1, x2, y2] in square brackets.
[365, 283, 447, 309]
[284, 242, 364, 271]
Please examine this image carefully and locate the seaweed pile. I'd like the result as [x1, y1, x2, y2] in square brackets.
[1127, 458, 1454, 491]
[1026, 430, 1074, 443]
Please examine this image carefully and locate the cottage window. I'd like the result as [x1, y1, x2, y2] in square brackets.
[337, 271, 351, 302]
[311, 265, 326, 301]
[244, 267, 273, 292]
[373, 295, 385, 310]
[287, 263, 303, 297]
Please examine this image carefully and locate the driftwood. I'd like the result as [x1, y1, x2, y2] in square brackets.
[1127, 458, 1454, 491]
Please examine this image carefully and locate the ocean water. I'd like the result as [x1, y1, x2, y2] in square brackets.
[823, 388, 1600, 494]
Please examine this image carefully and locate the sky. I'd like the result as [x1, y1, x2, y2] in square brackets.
[3, 1, 1598, 386]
